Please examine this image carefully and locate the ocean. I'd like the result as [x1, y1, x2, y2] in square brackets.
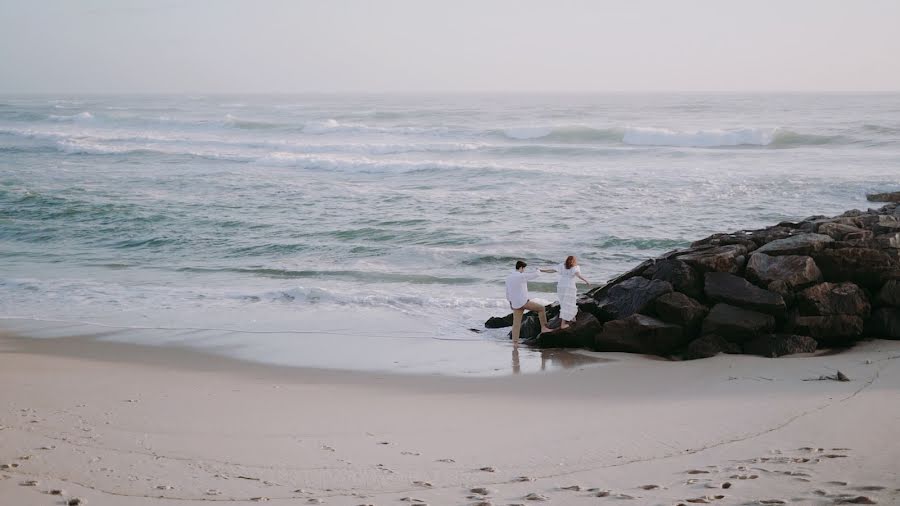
[2, 93, 899, 374]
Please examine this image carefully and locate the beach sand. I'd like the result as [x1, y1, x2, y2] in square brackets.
[1, 332, 899, 506]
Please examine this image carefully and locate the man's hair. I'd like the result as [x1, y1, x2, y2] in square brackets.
[515, 260, 527, 270]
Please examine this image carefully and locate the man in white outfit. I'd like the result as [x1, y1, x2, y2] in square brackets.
[505, 260, 552, 344]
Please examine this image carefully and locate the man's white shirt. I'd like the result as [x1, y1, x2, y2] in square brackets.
[505, 269, 540, 309]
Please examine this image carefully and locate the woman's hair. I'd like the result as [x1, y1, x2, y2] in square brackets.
[565, 256, 577, 269]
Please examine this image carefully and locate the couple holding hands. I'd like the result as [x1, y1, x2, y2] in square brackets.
[504, 256, 591, 343]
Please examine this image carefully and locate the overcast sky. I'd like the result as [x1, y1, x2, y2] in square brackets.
[1, 0, 899, 93]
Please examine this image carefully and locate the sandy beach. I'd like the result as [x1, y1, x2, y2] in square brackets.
[2, 332, 899, 506]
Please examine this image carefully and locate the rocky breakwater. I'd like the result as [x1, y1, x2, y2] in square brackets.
[485, 202, 900, 359]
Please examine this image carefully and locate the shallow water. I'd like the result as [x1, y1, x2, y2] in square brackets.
[2, 93, 899, 373]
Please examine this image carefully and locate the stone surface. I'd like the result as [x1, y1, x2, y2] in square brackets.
[643, 258, 703, 299]
[866, 191, 900, 203]
[704, 272, 786, 316]
[684, 334, 741, 360]
[531, 312, 602, 349]
[789, 314, 864, 346]
[745, 253, 822, 291]
[813, 247, 898, 288]
[817, 222, 873, 242]
[755, 233, 834, 256]
[677, 244, 749, 274]
[701, 303, 776, 343]
[875, 279, 900, 307]
[796, 282, 871, 318]
[874, 215, 900, 235]
[595, 314, 686, 355]
[653, 292, 708, 334]
[742, 334, 818, 357]
[868, 308, 900, 339]
[592, 277, 673, 322]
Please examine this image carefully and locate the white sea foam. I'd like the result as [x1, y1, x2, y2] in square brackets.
[622, 126, 776, 147]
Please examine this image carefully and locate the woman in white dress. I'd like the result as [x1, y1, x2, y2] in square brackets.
[556, 255, 591, 329]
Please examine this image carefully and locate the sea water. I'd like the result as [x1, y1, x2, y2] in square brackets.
[2, 93, 899, 373]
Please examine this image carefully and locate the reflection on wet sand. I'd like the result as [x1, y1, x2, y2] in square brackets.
[511, 345, 612, 375]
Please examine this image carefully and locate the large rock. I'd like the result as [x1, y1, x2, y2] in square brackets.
[812, 247, 898, 288]
[643, 258, 703, 299]
[796, 282, 871, 317]
[743, 334, 818, 357]
[875, 232, 900, 249]
[701, 303, 776, 343]
[875, 279, 900, 307]
[866, 191, 900, 203]
[595, 314, 686, 355]
[818, 222, 873, 242]
[874, 215, 900, 235]
[789, 314, 864, 346]
[531, 312, 602, 349]
[653, 292, 708, 335]
[676, 244, 749, 274]
[684, 334, 741, 360]
[593, 277, 673, 321]
[745, 253, 822, 291]
[868, 308, 900, 339]
[755, 233, 834, 256]
[704, 272, 786, 316]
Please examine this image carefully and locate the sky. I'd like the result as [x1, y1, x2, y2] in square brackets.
[1, 0, 899, 94]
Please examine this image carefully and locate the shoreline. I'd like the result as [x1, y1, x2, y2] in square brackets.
[2, 330, 899, 505]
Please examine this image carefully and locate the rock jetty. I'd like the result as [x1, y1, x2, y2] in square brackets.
[485, 202, 900, 359]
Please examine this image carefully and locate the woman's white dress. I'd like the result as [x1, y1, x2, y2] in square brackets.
[557, 263, 580, 321]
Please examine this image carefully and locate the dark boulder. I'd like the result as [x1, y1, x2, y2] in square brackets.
[653, 292, 708, 335]
[743, 334, 818, 357]
[531, 312, 602, 349]
[704, 272, 786, 316]
[745, 253, 821, 291]
[875, 232, 900, 249]
[812, 247, 899, 288]
[868, 308, 900, 339]
[748, 226, 797, 247]
[866, 191, 900, 203]
[875, 279, 900, 307]
[788, 314, 864, 346]
[701, 303, 776, 343]
[585, 259, 655, 300]
[684, 334, 741, 360]
[676, 244, 749, 274]
[818, 222, 873, 242]
[755, 233, 834, 256]
[485, 314, 514, 328]
[874, 215, 900, 235]
[593, 277, 673, 321]
[690, 231, 758, 251]
[643, 258, 703, 299]
[796, 282, 871, 317]
[595, 314, 686, 355]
